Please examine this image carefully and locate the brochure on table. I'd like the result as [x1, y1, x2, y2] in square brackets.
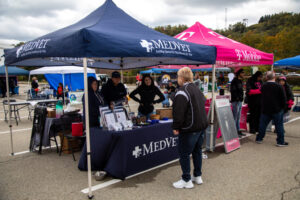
[99, 106, 133, 131]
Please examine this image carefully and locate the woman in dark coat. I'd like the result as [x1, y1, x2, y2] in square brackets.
[246, 71, 263, 133]
[130, 75, 165, 119]
[278, 76, 294, 113]
[82, 76, 104, 128]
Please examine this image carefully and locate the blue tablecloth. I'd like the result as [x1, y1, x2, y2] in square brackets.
[78, 123, 178, 179]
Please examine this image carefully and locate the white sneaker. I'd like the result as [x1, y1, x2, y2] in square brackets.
[191, 176, 203, 185]
[173, 179, 194, 189]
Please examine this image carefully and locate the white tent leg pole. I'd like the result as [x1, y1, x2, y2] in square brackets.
[210, 64, 216, 152]
[271, 65, 274, 71]
[5, 65, 14, 155]
[83, 58, 93, 199]
[28, 75, 31, 99]
[62, 73, 65, 105]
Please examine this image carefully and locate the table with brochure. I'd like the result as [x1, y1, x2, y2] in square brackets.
[78, 106, 178, 179]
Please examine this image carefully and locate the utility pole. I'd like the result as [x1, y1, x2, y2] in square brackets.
[225, 8, 227, 30]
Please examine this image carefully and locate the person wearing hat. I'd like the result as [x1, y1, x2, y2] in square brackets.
[100, 71, 127, 109]
[230, 68, 245, 137]
[276, 76, 294, 133]
[246, 71, 263, 134]
[278, 76, 294, 113]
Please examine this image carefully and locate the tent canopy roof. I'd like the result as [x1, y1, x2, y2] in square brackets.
[30, 66, 95, 75]
[4, 0, 216, 69]
[174, 22, 273, 67]
[0, 66, 29, 75]
[274, 55, 300, 69]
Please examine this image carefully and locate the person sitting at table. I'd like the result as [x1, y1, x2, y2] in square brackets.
[9, 78, 16, 95]
[130, 75, 165, 119]
[56, 83, 64, 103]
[0, 78, 7, 98]
[166, 81, 176, 104]
[100, 71, 127, 109]
[82, 77, 105, 128]
[31, 77, 39, 97]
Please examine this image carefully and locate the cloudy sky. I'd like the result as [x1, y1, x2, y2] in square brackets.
[0, 0, 299, 45]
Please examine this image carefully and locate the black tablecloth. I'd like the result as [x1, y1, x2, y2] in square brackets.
[78, 123, 179, 179]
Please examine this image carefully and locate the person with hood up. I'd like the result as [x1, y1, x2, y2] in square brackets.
[100, 71, 127, 109]
[246, 71, 263, 133]
[129, 75, 165, 119]
[82, 76, 104, 128]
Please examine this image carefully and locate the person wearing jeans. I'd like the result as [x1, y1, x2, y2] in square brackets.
[256, 111, 285, 144]
[231, 101, 243, 132]
[172, 67, 208, 189]
[256, 71, 288, 146]
[230, 69, 245, 137]
[178, 131, 204, 182]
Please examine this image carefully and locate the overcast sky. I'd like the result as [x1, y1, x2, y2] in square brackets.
[0, 0, 299, 45]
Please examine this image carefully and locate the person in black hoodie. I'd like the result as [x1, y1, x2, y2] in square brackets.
[230, 69, 245, 137]
[246, 71, 263, 133]
[172, 67, 208, 189]
[100, 71, 127, 109]
[82, 76, 104, 128]
[129, 75, 165, 119]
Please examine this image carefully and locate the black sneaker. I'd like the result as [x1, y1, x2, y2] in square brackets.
[276, 142, 289, 147]
[238, 131, 246, 137]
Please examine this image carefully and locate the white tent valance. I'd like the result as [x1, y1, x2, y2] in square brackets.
[30, 66, 95, 75]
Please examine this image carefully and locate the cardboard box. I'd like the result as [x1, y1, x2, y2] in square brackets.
[47, 108, 56, 118]
[58, 131, 82, 154]
[156, 108, 173, 119]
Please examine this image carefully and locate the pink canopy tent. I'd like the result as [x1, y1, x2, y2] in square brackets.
[173, 22, 274, 151]
[174, 22, 274, 67]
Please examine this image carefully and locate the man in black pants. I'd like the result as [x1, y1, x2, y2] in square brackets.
[256, 71, 288, 147]
[172, 67, 208, 189]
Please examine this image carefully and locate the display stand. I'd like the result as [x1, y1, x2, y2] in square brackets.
[207, 98, 240, 153]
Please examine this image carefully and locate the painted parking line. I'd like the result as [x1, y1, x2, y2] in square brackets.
[0, 128, 32, 135]
[13, 145, 60, 156]
[0, 116, 29, 121]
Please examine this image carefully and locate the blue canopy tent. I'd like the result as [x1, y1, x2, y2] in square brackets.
[3, 0, 217, 197]
[273, 55, 300, 69]
[30, 66, 96, 92]
[0, 66, 28, 95]
[0, 66, 29, 76]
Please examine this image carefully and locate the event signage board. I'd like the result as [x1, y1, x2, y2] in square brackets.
[215, 98, 240, 153]
[69, 91, 83, 105]
[203, 75, 209, 95]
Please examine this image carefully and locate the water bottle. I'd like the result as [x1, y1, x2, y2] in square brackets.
[56, 100, 63, 118]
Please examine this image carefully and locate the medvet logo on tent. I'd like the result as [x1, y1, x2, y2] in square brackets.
[140, 39, 193, 56]
[132, 136, 178, 159]
[16, 39, 51, 58]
